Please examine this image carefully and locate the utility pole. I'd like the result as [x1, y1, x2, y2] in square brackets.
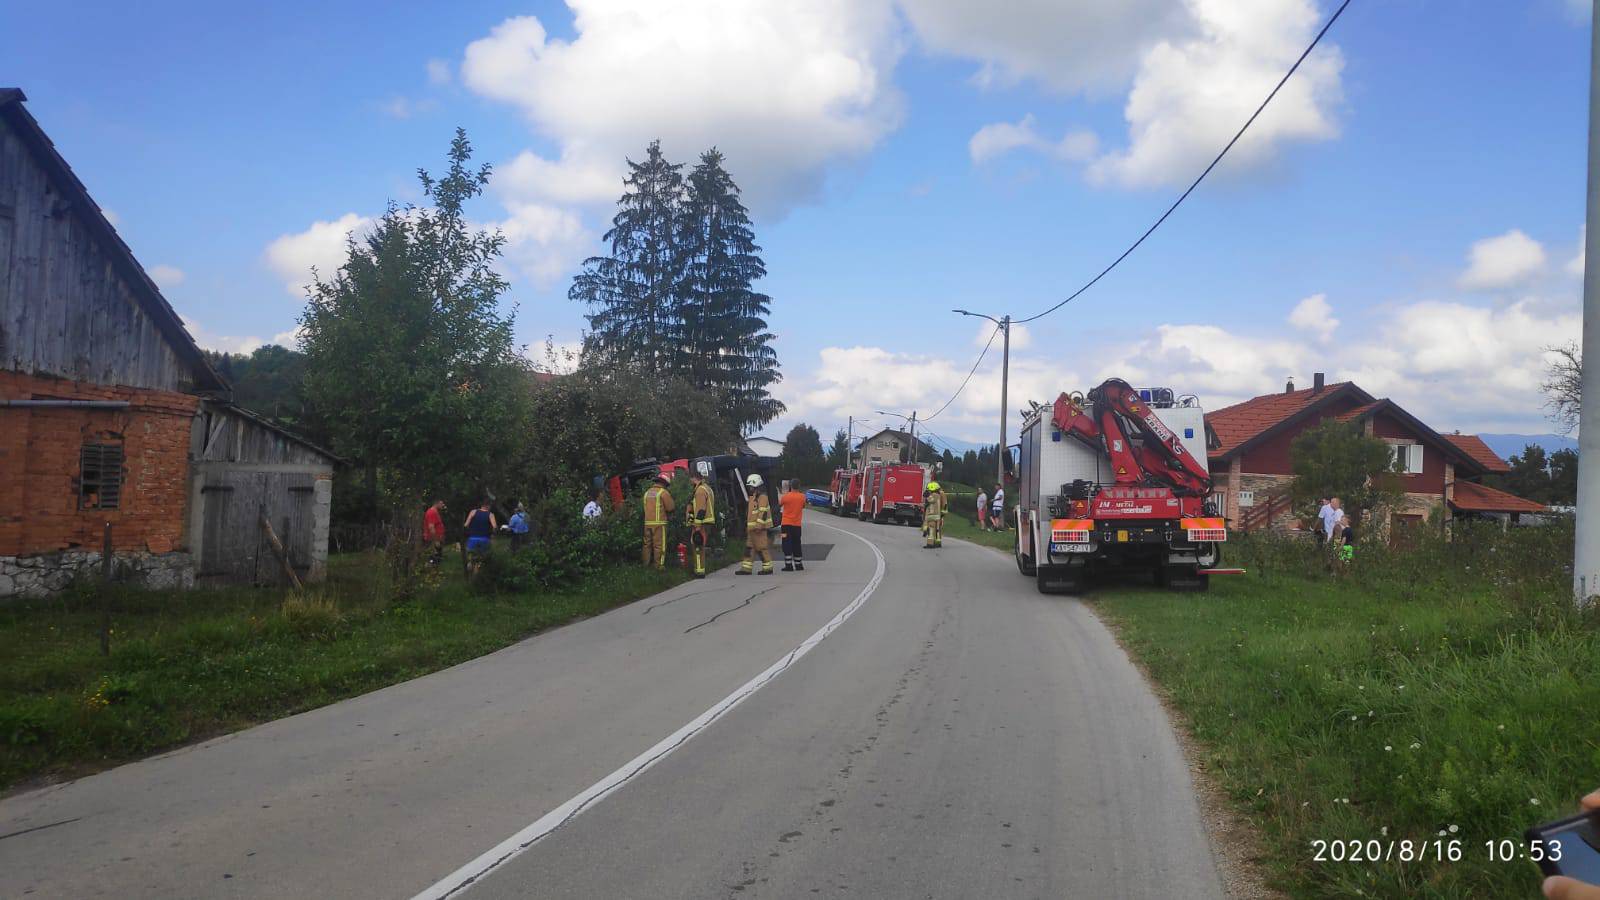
[998, 315, 1011, 489]
[909, 410, 918, 464]
[1575, 0, 1600, 607]
[953, 309, 1013, 489]
[847, 415, 854, 469]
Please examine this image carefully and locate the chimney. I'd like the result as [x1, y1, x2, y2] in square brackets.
[1284, 377, 1295, 394]
[1313, 372, 1326, 394]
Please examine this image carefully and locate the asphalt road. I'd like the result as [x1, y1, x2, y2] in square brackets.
[0, 515, 1225, 899]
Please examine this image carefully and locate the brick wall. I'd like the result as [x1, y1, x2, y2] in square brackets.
[0, 371, 197, 558]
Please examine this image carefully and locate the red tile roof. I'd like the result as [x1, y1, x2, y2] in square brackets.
[1451, 480, 1545, 514]
[1333, 401, 1381, 422]
[1443, 434, 1510, 473]
[1207, 383, 1367, 460]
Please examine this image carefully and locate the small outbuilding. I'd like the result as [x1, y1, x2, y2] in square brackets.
[0, 88, 336, 597]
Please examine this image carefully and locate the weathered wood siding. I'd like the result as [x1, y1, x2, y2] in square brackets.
[0, 117, 193, 391]
[187, 405, 334, 585]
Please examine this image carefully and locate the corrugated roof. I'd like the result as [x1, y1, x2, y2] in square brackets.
[1452, 480, 1545, 514]
[1443, 434, 1511, 473]
[1207, 382, 1370, 460]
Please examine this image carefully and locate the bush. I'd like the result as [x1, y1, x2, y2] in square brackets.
[473, 484, 667, 593]
[281, 594, 345, 642]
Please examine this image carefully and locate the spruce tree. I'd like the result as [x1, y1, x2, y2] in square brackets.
[679, 148, 783, 431]
[571, 141, 685, 377]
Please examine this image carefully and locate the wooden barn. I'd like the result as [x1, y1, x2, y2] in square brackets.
[0, 88, 336, 597]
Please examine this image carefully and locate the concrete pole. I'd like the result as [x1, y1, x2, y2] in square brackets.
[847, 415, 853, 469]
[1576, 0, 1600, 607]
[998, 315, 1011, 489]
[909, 410, 918, 464]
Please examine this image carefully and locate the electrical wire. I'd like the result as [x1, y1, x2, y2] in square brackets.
[1016, 0, 1354, 325]
[920, 323, 1001, 423]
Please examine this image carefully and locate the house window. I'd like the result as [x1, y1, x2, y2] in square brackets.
[1388, 443, 1424, 475]
[79, 441, 124, 509]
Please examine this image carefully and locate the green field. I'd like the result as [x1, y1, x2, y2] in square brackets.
[0, 548, 700, 791]
[1091, 525, 1598, 898]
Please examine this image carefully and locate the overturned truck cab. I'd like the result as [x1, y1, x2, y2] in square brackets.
[1015, 380, 1239, 594]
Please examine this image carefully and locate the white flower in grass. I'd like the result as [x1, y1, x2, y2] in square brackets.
[1384, 745, 1392, 751]
[1410, 742, 1421, 750]
[1531, 798, 1541, 806]
[1448, 824, 1459, 834]
[1350, 715, 1358, 722]
[1368, 710, 1374, 717]
[1438, 829, 1446, 837]
[1380, 826, 1388, 837]
[1497, 724, 1505, 731]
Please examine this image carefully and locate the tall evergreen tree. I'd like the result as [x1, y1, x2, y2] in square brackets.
[571, 141, 685, 377]
[680, 147, 783, 432]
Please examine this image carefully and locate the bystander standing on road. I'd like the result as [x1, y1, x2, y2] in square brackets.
[975, 488, 988, 530]
[991, 483, 1006, 531]
[508, 503, 531, 551]
[582, 492, 603, 522]
[780, 480, 806, 572]
[422, 499, 447, 565]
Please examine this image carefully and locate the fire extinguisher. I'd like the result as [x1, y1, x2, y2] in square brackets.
[676, 542, 688, 568]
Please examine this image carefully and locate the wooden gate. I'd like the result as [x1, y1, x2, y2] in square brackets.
[198, 471, 318, 585]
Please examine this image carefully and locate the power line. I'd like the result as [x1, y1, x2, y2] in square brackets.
[1017, 0, 1354, 325]
[921, 323, 1002, 423]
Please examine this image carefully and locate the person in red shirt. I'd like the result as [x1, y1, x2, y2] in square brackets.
[779, 481, 807, 572]
[422, 499, 447, 565]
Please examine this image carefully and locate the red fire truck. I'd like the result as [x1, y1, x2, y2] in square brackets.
[827, 468, 860, 516]
[857, 461, 926, 526]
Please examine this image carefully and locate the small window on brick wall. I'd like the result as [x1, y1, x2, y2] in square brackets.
[79, 441, 125, 509]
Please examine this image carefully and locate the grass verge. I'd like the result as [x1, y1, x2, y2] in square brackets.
[1090, 525, 1599, 899]
[0, 552, 700, 792]
[941, 490, 1014, 552]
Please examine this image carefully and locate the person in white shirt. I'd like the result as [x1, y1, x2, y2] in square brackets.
[975, 489, 988, 531]
[991, 484, 1006, 531]
[1315, 497, 1332, 545]
[1320, 497, 1343, 544]
[582, 492, 603, 521]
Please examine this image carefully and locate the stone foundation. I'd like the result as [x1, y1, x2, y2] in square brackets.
[0, 550, 195, 598]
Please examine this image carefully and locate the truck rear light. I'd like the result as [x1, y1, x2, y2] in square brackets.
[1050, 518, 1093, 544]
[1051, 529, 1090, 543]
[1186, 528, 1227, 542]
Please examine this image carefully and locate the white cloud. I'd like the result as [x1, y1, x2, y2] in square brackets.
[1459, 229, 1547, 291]
[494, 202, 596, 287]
[459, 1, 905, 218]
[263, 212, 373, 297]
[181, 315, 271, 356]
[898, 0, 1189, 94]
[968, 114, 1098, 165]
[379, 96, 437, 119]
[1565, 0, 1591, 23]
[1087, 0, 1344, 188]
[496, 148, 622, 207]
[426, 58, 452, 85]
[1567, 225, 1586, 277]
[147, 264, 186, 291]
[1287, 292, 1337, 341]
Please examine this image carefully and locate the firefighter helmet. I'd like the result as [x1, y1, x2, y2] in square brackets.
[927, 481, 941, 492]
[653, 473, 671, 486]
[745, 473, 764, 489]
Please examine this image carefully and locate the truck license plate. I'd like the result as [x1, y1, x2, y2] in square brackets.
[1051, 542, 1093, 553]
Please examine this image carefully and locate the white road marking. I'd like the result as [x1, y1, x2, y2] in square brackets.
[411, 520, 886, 900]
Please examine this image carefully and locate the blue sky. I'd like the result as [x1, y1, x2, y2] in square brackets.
[5, 0, 1589, 446]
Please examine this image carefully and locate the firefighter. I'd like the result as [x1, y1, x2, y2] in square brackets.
[642, 473, 674, 569]
[922, 481, 944, 549]
[738, 473, 774, 576]
[685, 470, 716, 578]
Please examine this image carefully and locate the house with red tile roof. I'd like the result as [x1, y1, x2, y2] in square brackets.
[1206, 373, 1544, 533]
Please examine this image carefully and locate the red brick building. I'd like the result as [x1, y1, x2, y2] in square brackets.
[1206, 373, 1543, 533]
[1, 88, 336, 596]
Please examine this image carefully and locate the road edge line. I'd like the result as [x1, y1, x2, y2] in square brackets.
[411, 520, 886, 900]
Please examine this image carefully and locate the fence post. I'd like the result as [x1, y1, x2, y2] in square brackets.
[100, 521, 112, 656]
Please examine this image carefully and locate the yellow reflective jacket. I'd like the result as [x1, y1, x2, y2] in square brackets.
[643, 486, 675, 526]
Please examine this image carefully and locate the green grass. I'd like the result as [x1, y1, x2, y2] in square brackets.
[1090, 526, 1600, 898]
[942, 489, 1014, 552]
[0, 551, 701, 791]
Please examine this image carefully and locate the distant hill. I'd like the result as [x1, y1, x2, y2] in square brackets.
[1476, 434, 1579, 460]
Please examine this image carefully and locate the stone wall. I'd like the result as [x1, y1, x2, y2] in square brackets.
[0, 550, 194, 598]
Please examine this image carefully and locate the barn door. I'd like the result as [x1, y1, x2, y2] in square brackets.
[284, 474, 315, 576]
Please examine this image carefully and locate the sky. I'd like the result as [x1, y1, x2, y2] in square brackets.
[5, 0, 1590, 452]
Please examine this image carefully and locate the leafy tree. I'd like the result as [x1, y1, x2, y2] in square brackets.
[826, 428, 850, 468]
[571, 141, 685, 378]
[679, 148, 783, 431]
[298, 129, 524, 506]
[1542, 342, 1581, 434]
[1502, 444, 1554, 504]
[1289, 418, 1401, 519]
[778, 423, 829, 485]
[1548, 448, 1578, 505]
[511, 370, 734, 500]
[204, 344, 314, 435]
